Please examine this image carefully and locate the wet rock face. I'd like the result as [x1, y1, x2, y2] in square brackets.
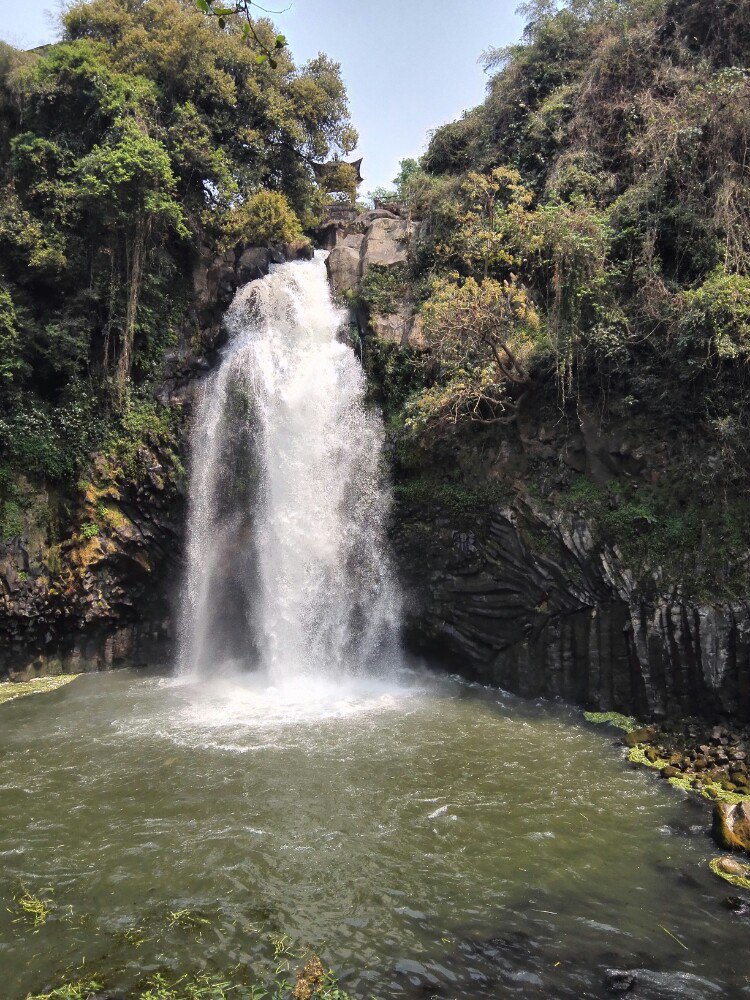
[396, 498, 750, 719]
[190, 241, 303, 355]
[0, 441, 183, 680]
[326, 233, 365, 295]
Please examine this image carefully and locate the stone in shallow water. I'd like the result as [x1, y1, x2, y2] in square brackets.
[604, 969, 636, 993]
[624, 726, 658, 747]
[0, 674, 79, 705]
[722, 895, 749, 915]
[712, 800, 750, 853]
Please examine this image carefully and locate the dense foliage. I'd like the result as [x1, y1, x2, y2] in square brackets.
[0, 0, 355, 501]
[396, 0, 750, 445]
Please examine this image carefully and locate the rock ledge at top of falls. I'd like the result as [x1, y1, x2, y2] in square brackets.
[186, 239, 314, 360]
[323, 208, 425, 350]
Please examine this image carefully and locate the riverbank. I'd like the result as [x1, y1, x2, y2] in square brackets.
[586, 711, 750, 897]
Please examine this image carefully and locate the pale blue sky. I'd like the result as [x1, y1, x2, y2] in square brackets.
[0, 0, 524, 192]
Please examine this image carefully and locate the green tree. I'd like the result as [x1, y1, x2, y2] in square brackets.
[0, 0, 357, 480]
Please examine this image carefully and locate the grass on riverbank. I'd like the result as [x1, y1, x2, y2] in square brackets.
[0, 675, 79, 707]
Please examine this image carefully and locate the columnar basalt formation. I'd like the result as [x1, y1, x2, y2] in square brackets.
[397, 498, 750, 718]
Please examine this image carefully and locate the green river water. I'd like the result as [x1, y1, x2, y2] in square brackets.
[0, 668, 747, 999]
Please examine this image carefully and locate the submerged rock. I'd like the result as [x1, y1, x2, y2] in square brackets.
[723, 895, 749, 915]
[604, 969, 636, 994]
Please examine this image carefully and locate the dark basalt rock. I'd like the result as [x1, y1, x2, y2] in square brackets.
[604, 969, 637, 994]
[0, 439, 183, 680]
[397, 496, 750, 718]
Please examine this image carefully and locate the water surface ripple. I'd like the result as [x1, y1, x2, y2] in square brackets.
[0, 670, 748, 998]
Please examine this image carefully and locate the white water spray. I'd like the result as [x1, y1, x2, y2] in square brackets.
[178, 252, 401, 683]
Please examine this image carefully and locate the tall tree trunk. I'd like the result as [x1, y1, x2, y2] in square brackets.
[115, 214, 151, 404]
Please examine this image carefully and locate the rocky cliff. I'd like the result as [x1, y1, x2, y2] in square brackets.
[0, 449, 181, 678]
[4, 209, 749, 725]
[326, 208, 750, 721]
[397, 494, 750, 720]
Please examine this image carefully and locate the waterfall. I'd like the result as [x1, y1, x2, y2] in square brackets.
[178, 251, 401, 682]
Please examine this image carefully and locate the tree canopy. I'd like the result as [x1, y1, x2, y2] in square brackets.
[0, 0, 356, 483]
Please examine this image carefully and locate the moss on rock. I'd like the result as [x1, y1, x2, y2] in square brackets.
[627, 742, 750, 806]
[583, 711, 639, 733]
[709, 856, 750, 892]
[0, 675, 79, 706]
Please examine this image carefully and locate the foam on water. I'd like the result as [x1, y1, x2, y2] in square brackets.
[165, 671, 427, 733]
[112, 668, 435, 754]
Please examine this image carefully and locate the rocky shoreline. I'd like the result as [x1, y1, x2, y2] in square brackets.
[587, 712, 750, 899]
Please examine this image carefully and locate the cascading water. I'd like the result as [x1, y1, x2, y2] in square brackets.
[178, 251, 401, 683]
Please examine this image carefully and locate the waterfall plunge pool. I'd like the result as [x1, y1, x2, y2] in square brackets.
[4, 250, 745, 999]
[0, 668, 747, 999]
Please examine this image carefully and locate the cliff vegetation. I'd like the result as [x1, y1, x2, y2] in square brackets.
[0, 0, 356, 674]
[377, 0, 750, 600]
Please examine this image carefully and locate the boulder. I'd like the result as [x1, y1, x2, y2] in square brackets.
[604, 970, 636, 994]
[237, 247, 271, 284]
[362, 216, 413, 270]
[285, 239, 314, 261]
[624, 726, 658, 747]
[713, 800, 750, 852]
[715, 855, 750, 878]
[326, 236, 363, 296]
[206, 255, 238, 309]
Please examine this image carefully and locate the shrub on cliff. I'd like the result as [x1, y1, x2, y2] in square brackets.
[407, 276, 542, 431]
[398, 0, 750, 447]
[219, 190, 304, 250]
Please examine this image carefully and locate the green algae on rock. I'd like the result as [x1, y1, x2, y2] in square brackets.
[709, 856, 750, 892]
[0, 675, 79, 707]
[583, 711, 639, 733]
[627, 744, 750, 806]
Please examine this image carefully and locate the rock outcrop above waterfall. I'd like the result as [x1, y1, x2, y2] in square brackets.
[325, 209, 425, 349]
